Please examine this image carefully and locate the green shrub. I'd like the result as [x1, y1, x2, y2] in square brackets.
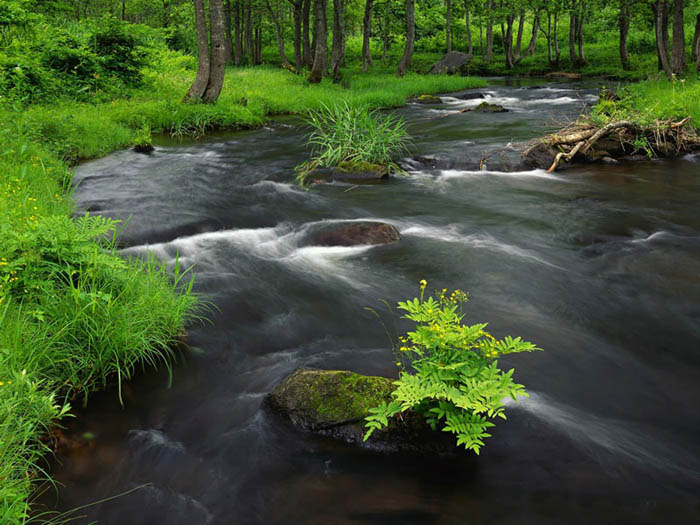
[92, 18, 146, 86]
[364, 282, 540, 453]
[296, 102, 411, 183]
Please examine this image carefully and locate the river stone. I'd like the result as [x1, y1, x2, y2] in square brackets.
[521, 142, 557, 170]
[454, 92, 486, 101]
[464, 101, 509, 113]
[309, 221, 400, 247]
[133, 143, 155, 154]
[331, 162, 389, 181]
[265, 369, 456, 453]
[427, 51, 473, 75]
[414, 94, 443, 104]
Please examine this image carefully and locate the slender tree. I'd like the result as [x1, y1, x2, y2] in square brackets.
[654, 1, 674, 79]
[331, 0, 346, 80]
[619, 1, 631, 70]
[362, 0, 374, 70]
[302, 0, 312, 66]
[308, 0, 328, 82]
[266, 0, 291, 67]
[446, 0, 452, 53]
[397, 0, 415, 76]
[692, 12, 700, 63]
[223, 0, 233, 62]
[184, 0, 210, 101]
[671, 0, 684, 74]
[464, 0, 473, 55]
[485, 0, 494, 64]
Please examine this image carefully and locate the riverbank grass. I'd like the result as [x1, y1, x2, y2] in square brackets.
[0, 62, 485, 521]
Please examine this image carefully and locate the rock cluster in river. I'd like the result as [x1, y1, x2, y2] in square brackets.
[265, 369, 455, 453]
[309, 221, 400, 247]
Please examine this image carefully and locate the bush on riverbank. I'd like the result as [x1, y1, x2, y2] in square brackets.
[364, 282, 540, 453]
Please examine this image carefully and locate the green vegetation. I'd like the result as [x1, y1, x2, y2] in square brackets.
[364, 282, 540, 453]
[295, 102, 411, 183]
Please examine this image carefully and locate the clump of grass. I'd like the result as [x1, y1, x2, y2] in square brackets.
[296, 102, 411, 184]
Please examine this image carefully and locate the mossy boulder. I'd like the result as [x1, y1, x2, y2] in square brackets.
[464, 101, 508, 113]
[331, 161, 389, 182]
[414, 94, 443, 104]
[427, 51, 473, 75]
[308, 221, 400, 247]
[265, 369, 456, 453]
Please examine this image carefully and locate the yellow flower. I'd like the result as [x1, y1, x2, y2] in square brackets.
[419, 279, 427, 288]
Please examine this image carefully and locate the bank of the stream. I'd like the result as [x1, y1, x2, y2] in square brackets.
[0, 66, 486, 522]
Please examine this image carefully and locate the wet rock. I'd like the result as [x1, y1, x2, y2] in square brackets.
[427, 51, 473, 75]
[521, 142, 557, 170]
[133, 143, 155, 154]
[413, 94, 442, 104]
[331, 162, 389, 181]
[454, 92, 485, 101]
[265, 369, 455, 453]
[463, 101, 508, 113]
[309, 221, 400, 247]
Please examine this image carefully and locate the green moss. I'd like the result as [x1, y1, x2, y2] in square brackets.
[335, 160, 386, 173]
[415, 94, 442, 104]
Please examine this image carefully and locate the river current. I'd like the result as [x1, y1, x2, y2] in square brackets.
[43, 80, 700, 524]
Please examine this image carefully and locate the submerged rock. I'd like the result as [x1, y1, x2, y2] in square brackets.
[463, 101, 509, 113]
[265, 369, 455, 453]
[133, 143, 155, 154]
[309, 221, 400, 247]
[414, 94, 443, 104]
[331, 161, 389, 181]
[427, 51, 473, 75]
[454, 92, 486, 101]
[521, 142, 557, 170]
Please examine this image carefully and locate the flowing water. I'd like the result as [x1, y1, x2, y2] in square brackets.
[43, 80, 700, 524]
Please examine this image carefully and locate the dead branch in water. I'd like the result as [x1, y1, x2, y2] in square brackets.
[539, 117, 699, 173]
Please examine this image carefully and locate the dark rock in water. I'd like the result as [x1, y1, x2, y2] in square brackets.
[464, 101, 508, 113]
[133, 143, 155, 154]
[414, 94, 442, 104]
[265, 369, 456, 453]
[309, 221, 400, 247]
[545, 72, 582, 80]
[427, 51, 473, 75]
[454, 92, 485, 101]
[521, 142, 557, 170]
[331, 162, 389, 182]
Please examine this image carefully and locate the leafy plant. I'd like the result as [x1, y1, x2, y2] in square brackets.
[295, 102, 411, 184]
[364, 281, 541, 453]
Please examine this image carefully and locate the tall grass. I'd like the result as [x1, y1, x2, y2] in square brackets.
[296, 102, 411, 183]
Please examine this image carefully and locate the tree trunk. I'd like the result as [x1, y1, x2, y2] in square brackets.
[654, 1, 674, 80]
[514, 11, 525, 58]
[485, 0, 494, 64]
[619, 2, 631, 71]
[671, 0, 685, 74]
[266, 0, 291, 67]
[504, 13, 515, 69]
[577, 9, 586, 64]
[308, 0, 328, 82]
[446, 0, 452, 53]
[383, 0, 390, 62]
[655, 0, 671, 70]
[397, 0, 415, 76]
[290, 1, 303, 69]
[525, 11, 539, 57]
[362, 0, 374, 71]
[245, 1, 253, 64]
[331, 0, 345, 81]
[233, 0, 242, 65]
[692, 12, 700, 62]
[224, 0, 234, 63]
[202, 0, 227, 102]
[553, 11, 560, 66]
[185, 0, 211, 101]
[465, 1, 472, 55]
[569, 1, 578, 66]
[302, 0, 313, 66]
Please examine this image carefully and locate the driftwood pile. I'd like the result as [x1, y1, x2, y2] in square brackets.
[522, 117, 700, 172]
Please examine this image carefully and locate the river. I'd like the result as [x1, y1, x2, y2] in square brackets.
[43, 80, 700, 524]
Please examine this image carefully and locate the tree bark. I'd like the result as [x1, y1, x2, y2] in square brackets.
[619, 2, 631, 70]
[245, 1, 253, 64]
[185, 0, 210, 101]
[671, 0, 685, 74]
[331, 0, 346, 81]
[233, 0, 242, 65]
[692, 12, 700, 62]
[446, 0, 452, 53]
[397, 0, 415, 76]
[290, 0, 303, 69]
[514, 11, 525, 58]
[383, 0, 390, 62]
[485, 0, 494, 64]
[302, 0, 313, 66]
[266, 0, 291, 67]
[504, 12, 515, 69]
[654, 1, 674, 80]
[223, 0, 234, 63]
[524, 11, 539, 57]
[465, 1, 473, 55]
[202, 0, 227, 102]
[308, 0, 328, 82]
[362, 0, 374, 71]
